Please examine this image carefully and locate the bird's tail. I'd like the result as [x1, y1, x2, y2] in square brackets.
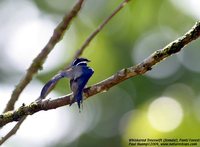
[70, 91, 83, 110]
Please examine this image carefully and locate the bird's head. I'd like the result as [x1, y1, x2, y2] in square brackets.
[72, 58, 91, 66]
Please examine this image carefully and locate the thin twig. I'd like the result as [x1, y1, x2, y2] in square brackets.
[0, 116, 27, 145]
[71, 0, 131, 62]
[0, 20, 199, 128]
[4, 0, 84, 113]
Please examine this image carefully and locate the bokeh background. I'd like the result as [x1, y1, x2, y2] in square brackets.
[0, 0, 200, 147]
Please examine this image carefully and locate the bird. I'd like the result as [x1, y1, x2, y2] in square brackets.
[37, 58, 94, 110]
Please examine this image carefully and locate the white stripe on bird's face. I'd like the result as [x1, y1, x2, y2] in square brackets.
[76, 61, 88, 66]
[72, 58, 90, 66]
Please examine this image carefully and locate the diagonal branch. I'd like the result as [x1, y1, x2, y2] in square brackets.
[71, 0, 131, 62]
[0, 20, 199, 128]
[0, 0, 84, 145]
[4, 0, 84, 113]
[0, 116, 27, 145]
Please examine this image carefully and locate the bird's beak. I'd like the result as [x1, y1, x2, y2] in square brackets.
[86, 59, 91, 62]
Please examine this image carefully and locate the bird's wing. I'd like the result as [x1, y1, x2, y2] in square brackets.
[69, 66, 85, 80]
[38, 66, 92, 101]
[39, 73, 64, 99]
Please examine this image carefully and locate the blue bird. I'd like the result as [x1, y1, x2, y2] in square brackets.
[38, 58, 94, 109]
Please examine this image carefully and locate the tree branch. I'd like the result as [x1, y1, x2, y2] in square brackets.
[4, 0, 84, 113]
[0, 116, 27, 145]
[71, 0, 131, 62]
[0, 20, 199, 128]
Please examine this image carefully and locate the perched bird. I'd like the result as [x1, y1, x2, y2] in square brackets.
[38, 58, 94, 109]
